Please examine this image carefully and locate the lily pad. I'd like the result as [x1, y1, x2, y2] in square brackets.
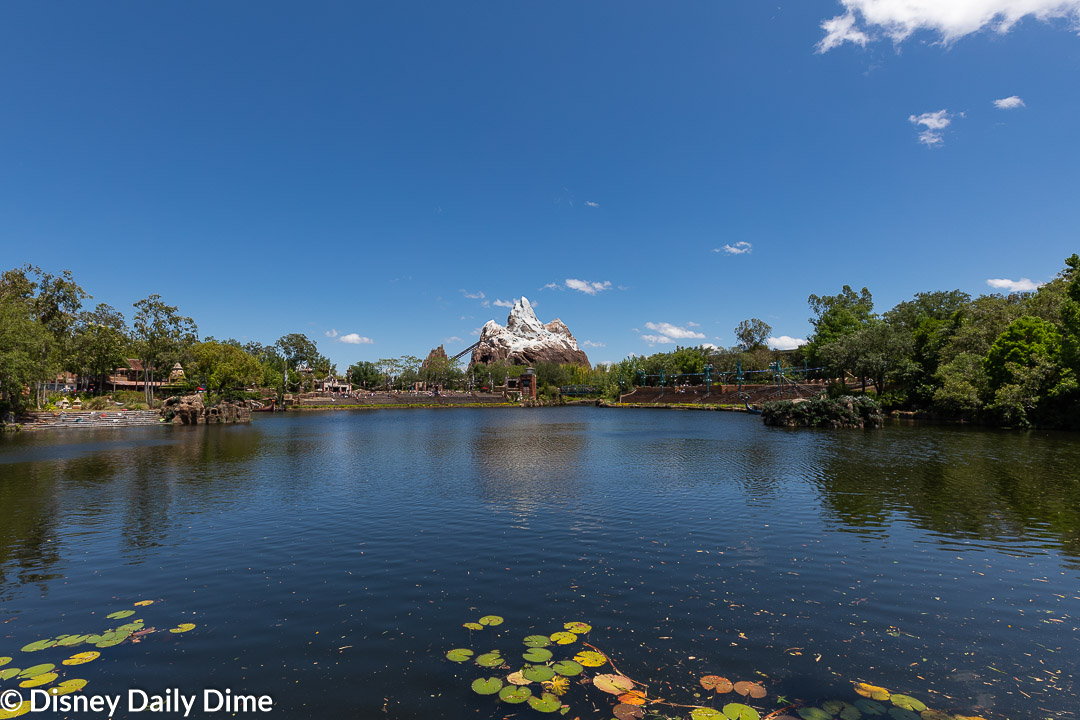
[463, 622, 483, 631]
[919, 712, 954, 720]
[19, 639, 55, 653]
[499, 684, 532, 703]
[471, 677, 503, 695]
[63, 651, 101, 666]
[95, 635, 127, 648]
[840, 707, 864, 720]
[798, 709, 832, 720]
[552, 660, 583, 677]
[19, 672, 59, 688]
[526, 692, 561, 712]
[854, 700, 888, 716]
[854, 683, 891, 702]
[134, 600, 154, 607]
[614, 704, 645, 720]
[574, 650, 606, 667]
[593, 674, 634, 695]
[0, 658, 9, 667]
[522, 665, 556, 682]
[169, 623, 196, 634]
[506, 671, 531, 686]
[17, 664, 55, 679]
[0, 668, 20, 681]
[523, 648, 553, 663]
[523, 635, 552, 647]
[549, 631, 577, 645]
[445, 648, 474, 662]
[117, 622, 144, 633]
[0, 700, 32, 719]
[618, 690, 648, 706]
[475, 652, 503, 667]
[564, 621, 591, 634]
[891, 696, 927, 712]
[888, 710, 920, 720]
[56, 635, 91, 647]
[690, 710, 723, 720]
[723, 704, 761, 720]
[52, 679, 88, 696]
[478, 615, 504, 627]
[106, 610, 135, 620]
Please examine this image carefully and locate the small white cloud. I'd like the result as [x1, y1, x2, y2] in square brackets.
[640, 334, 675, 345]
[542, 282, 559, 290]
[582, 340, 606, 348]
[909, 110, 956, 146]
[640, 322, 707, 346]
[444, 336, 464, 344]
[687, 321, 700, 327]
[585, 201, 600, 208]
[325, 329, 339, 338]
[481, 300, 490, 308]
[339, 333, 374, 345]
[461, 289, 486, 300]
[987, 277, 1043, 293]
[768, 336, 809, 350]
[493, 299, 513, 308]
[565, 278, 613, 295]
[700, 342, 720, 350]
[715, 241, 753, 255]
[817, 1, 1080, 52]
[994, 95, 1025, 109]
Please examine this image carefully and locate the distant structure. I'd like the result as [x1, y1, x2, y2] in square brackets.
[470, 297, 590, 368]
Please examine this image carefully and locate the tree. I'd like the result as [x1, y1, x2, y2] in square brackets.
[984, 316, 1061, 390]
[0, 293, 48, 413]
[72, 303, 129, 394]
[734, 318, 772, 351]
[133, 295, 198, 406]
[805, 285, 876, 367]
[189, 341, 262, 401]
[276, 333, 320, 394]
[347, 361, 382, 388]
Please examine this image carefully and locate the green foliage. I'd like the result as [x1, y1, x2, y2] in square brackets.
[189, 341, 262, 402]
[984, 316, 1061, 390]
[761, 396, 884, 428]
[734, 318, 772, 351]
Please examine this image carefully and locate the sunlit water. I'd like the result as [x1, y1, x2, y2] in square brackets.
[1, 408, 1078, 719]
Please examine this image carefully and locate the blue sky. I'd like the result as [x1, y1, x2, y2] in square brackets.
[2, 1, 1078, 369]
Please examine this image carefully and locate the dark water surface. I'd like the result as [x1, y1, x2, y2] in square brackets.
[1, 408, 1078, 719]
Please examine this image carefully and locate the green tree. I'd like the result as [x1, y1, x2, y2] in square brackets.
[984, 316, 1061, 390]
[72, 303, 129, 394]
[0, 293, 48, 413]
[805, 285, 876, 366]
[133, 295, 198, 406]
[734, 318, 772, 351]
[347, 361, 382, 388]
[189, 341, 262, 401]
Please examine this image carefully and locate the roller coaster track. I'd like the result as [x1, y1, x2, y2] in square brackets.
[450, 341, 481, 362]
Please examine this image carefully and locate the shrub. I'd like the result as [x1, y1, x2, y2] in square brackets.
[762, 395, 883, 429]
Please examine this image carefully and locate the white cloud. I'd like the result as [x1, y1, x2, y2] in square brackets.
[715, 241, 753, 255]
[909, 110, 958, 146]
[481, 300, 490, 308]
[987, 277, 1043, 292]
[818, 1, 1080, 52]
[565, 278, 613, 295]
[444, 336, 464, 345]
[687, 321, 700, 327]
[640, 322, 707, 346]
[994, 95, 1026, 109]
[493, 299, 513, 308]
[700, 343, 720, 350]
[585, 201, 600, 208]
[461, 290, 485, 300]
[582, 340, 606, 348]
[768, 336, 809, 350]
[325, 329, 339, 338]
[339, 333, 374, 345]
[542, 282, 559, 290]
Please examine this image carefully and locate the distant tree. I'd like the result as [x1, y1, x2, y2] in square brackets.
[133, 294, 198, 406]
[0, 291, 48, 412]
[805, 285, 876, 366]
[189, 341, 262, 401]
[347, 361, 382, 388]
[72, 303, 129, 394]
[734, 318, 772, 351]
[984, 316, 1061, 390]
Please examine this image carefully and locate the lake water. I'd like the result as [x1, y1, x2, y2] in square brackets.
[1, 408, 1077, 719]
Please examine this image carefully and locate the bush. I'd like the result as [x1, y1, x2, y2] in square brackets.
[762, 395, 883, 428]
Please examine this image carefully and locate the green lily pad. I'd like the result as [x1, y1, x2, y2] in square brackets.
[854, 700, 887, 716]
[95, 635, 127, 648]
[574, 650, 606, 667]
[117, 622, 144, 633]
[84, 635, 103, 644]
[169, 623, 195, 634]
[445, 648, 474, 662]
[564, 621, 592, 634]
[840, 707, 863, 720]
[526, 692, 561, 712]
[523, 648, 553, 663]
[478, 615, 504, 626]
[798, 709, 832, 720]
[471, 677, 503, 695]
[106, 610, 135, 620]
[463, 622, 483, 631]
[888, 710, 920, 720]
[549, 631, 577, 645]
[19, 639, 55, 653]
[56, 635, 91, 647]
[918, 712, 954, 720]
[552, 660, 583, 677]
[890, 696, 926, 712]
[723, 704, 761, 720]
[17, 664, 55, 679]
[523, 635, 553, 648]
[691, 709, 724, 720]
[499, 685, 532, 703]
[0, 658, 10, 667]
[53, 678, 88, 696]
[62, 652, 100, 666]
[522, 664, 556, 682]
[475, 652, 503, 667]
[19, 672, 58, 688]
[0, 668, 20, 681]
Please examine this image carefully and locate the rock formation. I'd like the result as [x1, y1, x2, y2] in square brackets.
[421, 345, 449, 369]
[161, 394, 251, 425]
[470, 297, 590, 368]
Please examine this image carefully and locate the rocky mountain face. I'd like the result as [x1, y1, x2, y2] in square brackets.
[421, 345, 449, 369]
[470, 297, 590, 368]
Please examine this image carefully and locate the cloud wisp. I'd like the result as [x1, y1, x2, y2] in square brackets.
[640, 322, 707, 346]
[585, 201, 600, 208]
[768, 336, 809, 351]
[987, 277, 1043, 292]
[582, 340, 606, 348]
[339, 333, 374, 345]
[715, 241, 753, 255]
[994, 95, 1026, 109]
[818, 0, 1080, 52]
[565, 279, 613, 295]
[325, 329, 339, 338]
[460, 289, 486, 300]
[909, 110, 957, 146]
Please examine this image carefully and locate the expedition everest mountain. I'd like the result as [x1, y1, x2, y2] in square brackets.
[470, 297, 591, 368]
